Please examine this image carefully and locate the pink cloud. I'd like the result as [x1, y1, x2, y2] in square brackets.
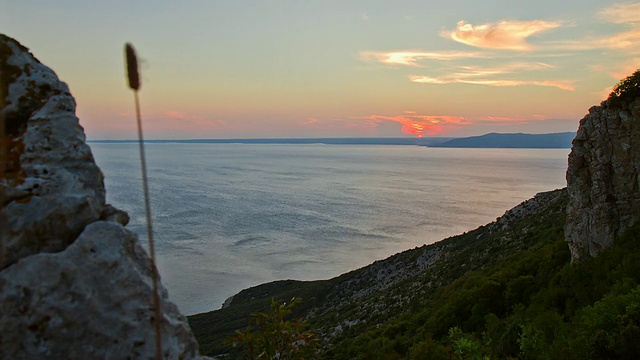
[443, 20, 561, 51]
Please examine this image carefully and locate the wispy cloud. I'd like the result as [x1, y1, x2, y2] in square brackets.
[454, 62, 554, 76]
[410, 75, 574, 90]
[408, 62, 573, 90]
[161, 110, 229, 130]
[552, 3, 640, 52]
[599, 2, 640, 24]
[610, 57, 640, 79]
[550, 28, 640, 51]
[474, 116, 529, 122]
[442, 20, 562, 50]
[359, 50, 488, 67]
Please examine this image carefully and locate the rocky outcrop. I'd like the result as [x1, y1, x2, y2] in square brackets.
[1, 34, 206, 358]
[565, 96, 640, 262]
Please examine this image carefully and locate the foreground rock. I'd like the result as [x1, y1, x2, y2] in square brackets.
[1, 34, 206, 359]
[566, 94, 640, 261]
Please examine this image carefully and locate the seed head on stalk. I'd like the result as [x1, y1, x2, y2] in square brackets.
[125, 43, 162, 360]
[125, 43, 140, 91]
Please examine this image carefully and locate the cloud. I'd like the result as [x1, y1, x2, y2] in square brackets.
[550, 28, 640, 51]
[410, 75, 574, 90]
[301, 112, 557, 137]
[301, 117, 320, 126]
[610, 58, 640, 79]
[408, 62, 573, 90]
[454, 62, 554, 76]
[443, 20, 562, 50]
[300, 113, 468, 136]
[160, 110, 229, 131]
[474, 116, 528, 122]
[357, 114, 469, 136]
[599, 2, 640, 24]
[359, 50, 487, 67]
[552, 4, 640, 52]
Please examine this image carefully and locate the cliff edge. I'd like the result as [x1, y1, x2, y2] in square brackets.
[0, 34, 206, 359]
[566, 76, 640, 262]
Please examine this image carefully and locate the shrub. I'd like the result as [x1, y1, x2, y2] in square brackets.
[226, 298, 319, 359]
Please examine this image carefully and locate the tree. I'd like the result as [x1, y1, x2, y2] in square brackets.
[608, 68, 640, 105]
[227, 298, 319, 359]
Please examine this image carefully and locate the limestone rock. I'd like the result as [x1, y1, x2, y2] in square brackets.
[565, 96, 640, 261]
[0, 221, 200, 359]
[1, 34, 105, 269]
[0, 34, 208, 358]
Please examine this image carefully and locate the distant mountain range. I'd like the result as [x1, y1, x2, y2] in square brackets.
[431, 132, 575, 148]
[89, 132, 575, 149]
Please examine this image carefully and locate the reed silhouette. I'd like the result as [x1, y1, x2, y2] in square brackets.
[125, 43, 163, 359]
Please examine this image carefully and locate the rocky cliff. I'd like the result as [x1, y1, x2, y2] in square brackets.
[566, 91, 640, 262]
[0, 34, 206, 359]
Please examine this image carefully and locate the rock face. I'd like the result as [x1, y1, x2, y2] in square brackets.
[565, 96, 640, 262]
[1, 35, 205, 358]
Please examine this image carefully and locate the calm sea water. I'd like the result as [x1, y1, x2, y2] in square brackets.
[90, 143, 569, 315]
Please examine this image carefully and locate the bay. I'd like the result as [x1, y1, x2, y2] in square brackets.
[90, 143, 569, 315]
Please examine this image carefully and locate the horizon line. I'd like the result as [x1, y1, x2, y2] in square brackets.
[87, 131, 575, 143]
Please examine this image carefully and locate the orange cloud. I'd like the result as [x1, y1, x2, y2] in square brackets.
[443, 20, 561, 51]
[359, 114, 469, 136]
[359, 50, 487, 67]
[599, 2, 640, 24]
[300, 113, 557, 137]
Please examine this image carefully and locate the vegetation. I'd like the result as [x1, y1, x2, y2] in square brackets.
[324, 221, 640, 360]
[608, 68, 640, 106]
[190, 190, 640, 359]
[226, 298, 319, 359]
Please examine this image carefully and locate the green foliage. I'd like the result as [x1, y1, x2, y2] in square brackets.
[448, 327, 489, 360]
[323, 206, 640, 359]
[226, 298, 319, 359]
[192, 190, 640, 359]
[608, 68, 640, 105]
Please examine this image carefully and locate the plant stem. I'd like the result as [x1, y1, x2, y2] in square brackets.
[134, 90, 163, 359]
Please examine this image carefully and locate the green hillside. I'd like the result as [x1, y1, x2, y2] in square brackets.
[189, 189, 640, 359]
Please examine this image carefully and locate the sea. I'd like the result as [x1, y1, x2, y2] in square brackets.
[90, 143, 570, 315]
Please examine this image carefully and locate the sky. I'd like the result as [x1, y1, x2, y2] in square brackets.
[2, 0, 640, 139]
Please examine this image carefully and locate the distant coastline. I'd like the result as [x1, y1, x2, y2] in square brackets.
[88, 137, 454, 146]
[88, 132, 575, 148]
[431, 132, 575, 148]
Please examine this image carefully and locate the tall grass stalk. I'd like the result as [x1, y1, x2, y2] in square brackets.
[125, 43, 162, 359]
[0, 96, 5, 267]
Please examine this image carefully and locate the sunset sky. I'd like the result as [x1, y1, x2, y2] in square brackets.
[2, 1, 640, 139]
